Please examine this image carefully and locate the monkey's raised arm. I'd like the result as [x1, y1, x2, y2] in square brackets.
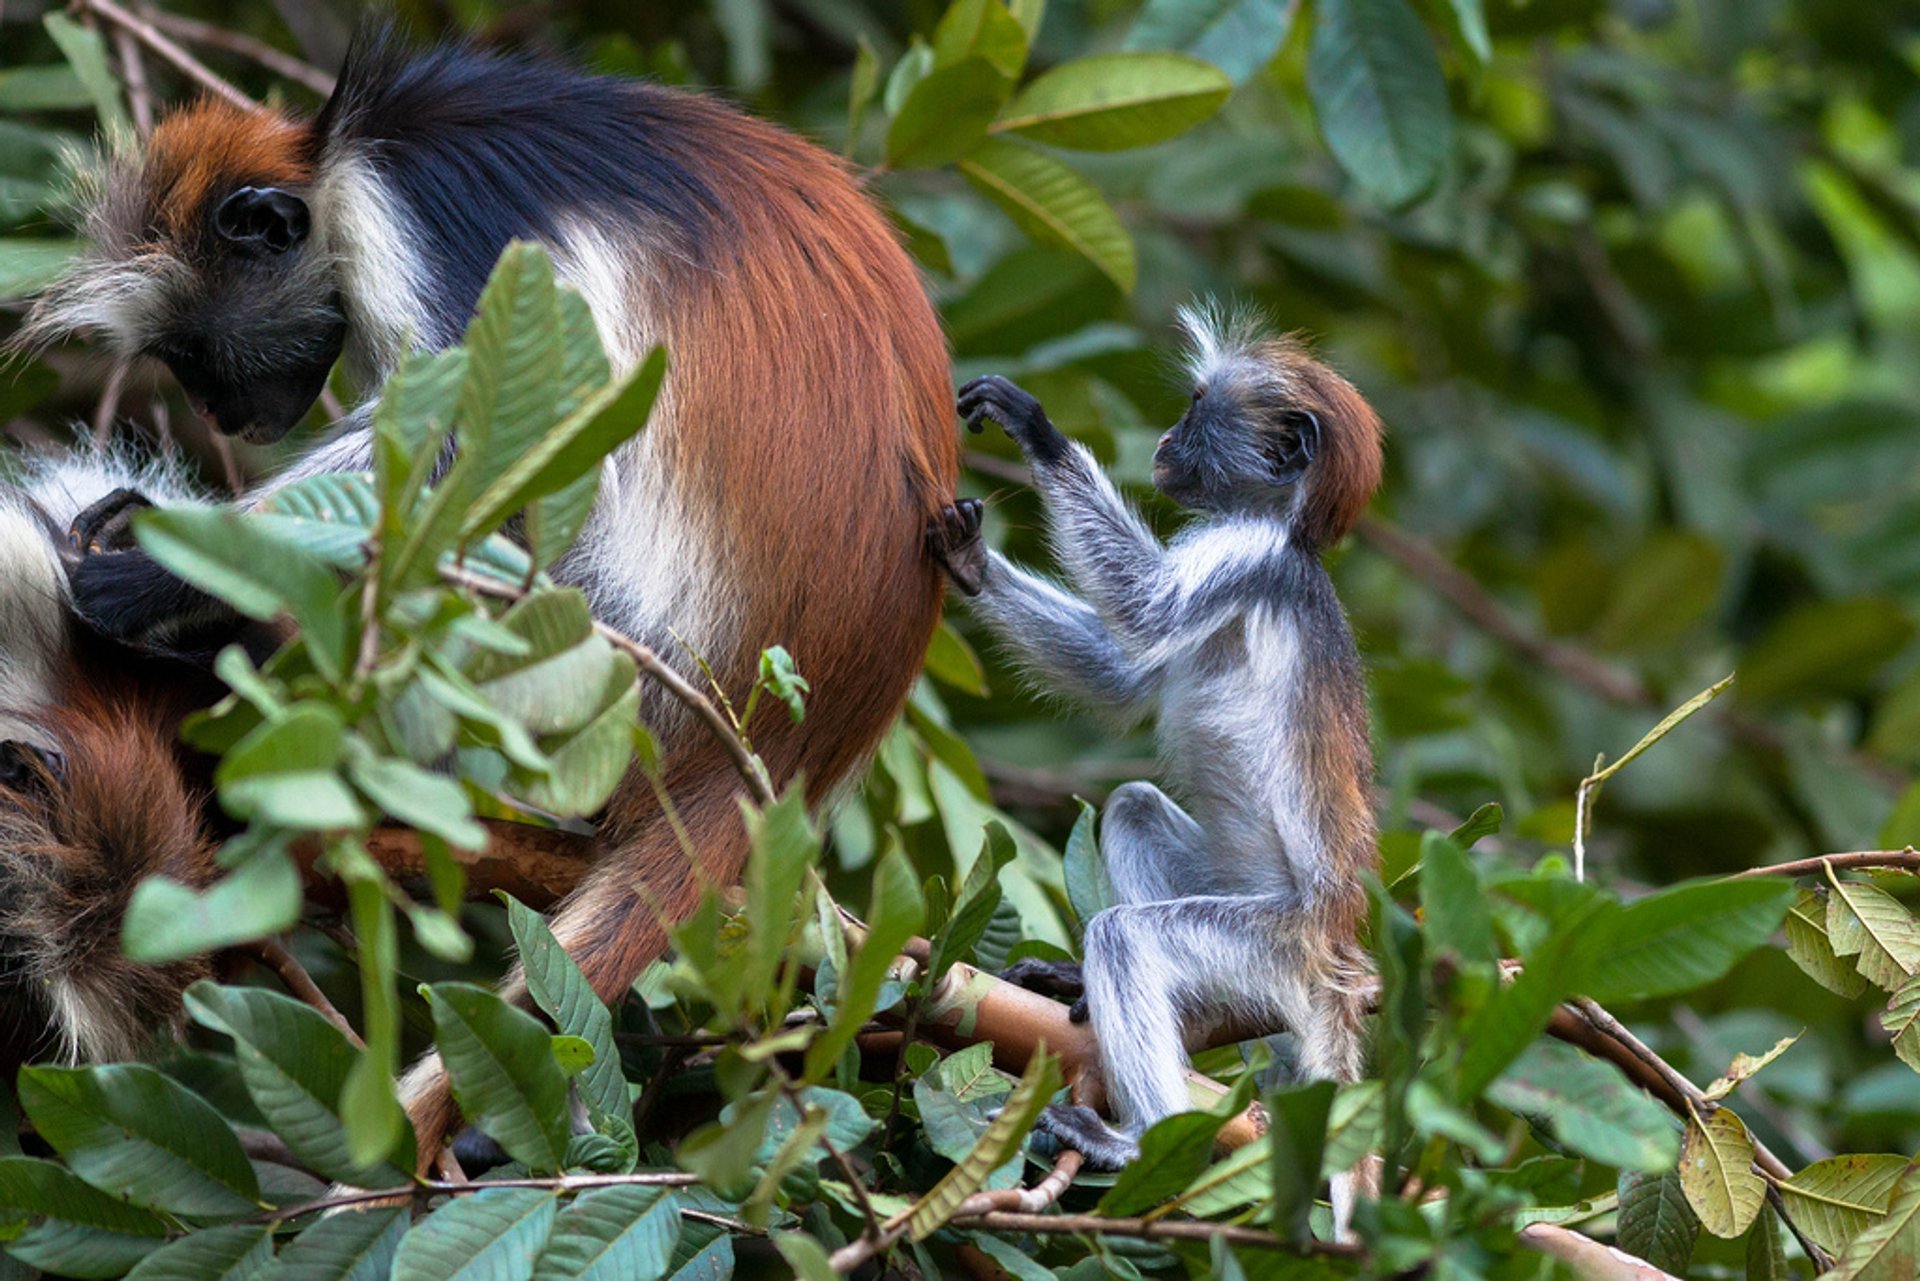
[958, 378, 1175, 645]
[970, 551, 1160, 721]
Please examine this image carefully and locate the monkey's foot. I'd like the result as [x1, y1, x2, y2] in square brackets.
[957, 375, 1068, 466]
[0, 741, 63, 797]
[1031, 1104, 1138, 1171]
[927, 499, 986, 596]
[68, 488, 152, 556]
[998, 958, 1090, 1023]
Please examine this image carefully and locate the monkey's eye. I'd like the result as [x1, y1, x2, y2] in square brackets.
[214, 186, 310, 256]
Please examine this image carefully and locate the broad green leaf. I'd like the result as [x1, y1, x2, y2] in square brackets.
[530, 1185, 680, 1281]
[455, 243, 566, 487]
[348, 753, 487, 850]
[0, 66, 92, 114]
[17, 1065, 259, 1216]
[1740, 599, 1915, 707]
[460, 346, 666, 543]
[136, 508, 350, 679]
[0, 1156, 166, 1279]
[740, 787, 820, 1018]
[271, 1208, 409, 1281]
[676, 1089, 775, 1200]
[392, 1187, 559, 1281]
[182, 982, 415, 1187]
[886, 58, 1013, 168]
[123, 1224, 272, 1281]
[1582, 877, 1795, 1003]
[1887, 978, 1920, 1073]
[1307, 0, 1453, 207]
[1322, 1079, 1385, 1174]
[958, 138, 1136, 291]
[932, 0, 1029, 79]
[1098, 1077, 1252, 1216]
[42, 14, 130, 137]
[510, 659, 639, 816]
[1748, 1204, 1792, 1281]
[1680, 1105, 1767, 1238]
[0, 238, 79, 299]
[804, 846, 925, 1079]
[998, 52, 1230, 151]
[1617, 1170, 1699, 1275]
[121, 847, 302, 963]
[1458, 894, 1614, 1097]
[1166, 1135, 1272, 1217]
[1266, 1079, 1336, 1243]
[924, 619, 989, 697]
[1780, 1154, 1911, 1256]
[1486, 1040, 1678, 1173]
[505, 897, 630, 1139]
[426, 983, 573, 1173]
[1061, 798, 1111, 929]
[1786, 888, 1870, 997]
[773, 1233, 836, 1281]
[1829, 1165, 1920, 1280]
[906, 1048, 1061, 1240]
[1448, 802, 1503, 848]
[1827, 872, 1920, 991]
[1419, 832, 1495, 968]
[1124, 0, 1296, 84]
[927, 821, 1016, 980]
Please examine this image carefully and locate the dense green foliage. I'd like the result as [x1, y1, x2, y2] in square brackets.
[4, 0, 1920, 1276]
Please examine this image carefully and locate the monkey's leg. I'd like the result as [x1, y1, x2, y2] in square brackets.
[1000, 782, 1206, 1017]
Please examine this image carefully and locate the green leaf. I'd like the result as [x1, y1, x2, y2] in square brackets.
[0, 66, 92, 113]
[349, 753, 487, 850]
[215, 706, 364, 830]
[1165, 1135, 1272, 1217]
[924, 620, 989, 696]
[1828, 871, 1920, 991]
[505, 897, 630, 1142]
[1828, 1164, 1920, 1280]
[271, 1208, 409, 1281]
[1419, 832, 1495, 968]
[927, 821, 1016, 981]
[1886, 977, 1920, 1073]
[17, 1064, 260, 1216]
[1740, 599, 1915, 707]
[1680, 1105, 1767, 1239]
[123, 1224, 272, 1281]
[426, 983, 573, 1174]
[1779, 1154, 1911, 1257]
[42, 14, 130, 137]
[0, 1156, 166, 1278]
[1582, 877, 1795, 1003]
[135, 508, 350, 679]
[1747, 1204, 1792, 1281]
[1124, 0, 1296, 84]
[1457, 893, 1613, 1098]
[932, 0, 1029, 79]
[391, 1187, 559, 1281]
[1486, 1040, 1679, 1173]
[0, 238, 80, 299]
[1786, 888, 1870, 997]
[1266, 1079, 1336, 1243]
[530, 1186, 680, 1281]
[1099, 1075, 1253, 1217]
[1447, 802, 1503, 848]
[886, 58, 1013, 168]
[1062, 799, 1111, 929]
[959, 138, 1136, 291]
[121, 847, 303, 963]
[1616, 1170, 1699, 1275]
[997, 52, 1231, 150]
[183, 982, 415, 1187]
[460, 346, 666, 543]
[773, 1233, 837, 1281]
[1307, 0, 1453, 207]
[905, 1048, 1061, 1240]
[804, 846, 925, 1079]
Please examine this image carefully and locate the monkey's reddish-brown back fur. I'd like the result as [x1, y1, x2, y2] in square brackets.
[1254, 335, 1382, 551]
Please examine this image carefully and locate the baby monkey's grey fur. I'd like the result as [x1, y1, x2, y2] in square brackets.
[930, 305, 1383, 1189]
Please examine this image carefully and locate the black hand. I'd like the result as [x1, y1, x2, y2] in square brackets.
[926, 499, 986, 596]
[956, 375, 1069, 467]
[68, 488, 153, 556]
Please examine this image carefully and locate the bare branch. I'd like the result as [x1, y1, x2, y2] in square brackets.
[140, 7, 336, 96]
[74, 0, 254, 110]
[1517, 1223, 1679, 1281]
[237, 937, 360, 1046]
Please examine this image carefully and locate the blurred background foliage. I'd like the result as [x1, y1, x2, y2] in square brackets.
[5, 0, 1920, 1243]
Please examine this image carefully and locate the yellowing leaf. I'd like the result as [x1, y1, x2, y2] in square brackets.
[1680, 1105, 1766, 1239]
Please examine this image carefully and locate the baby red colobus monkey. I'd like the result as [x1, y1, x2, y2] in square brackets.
[928, 305, 1382, 1191]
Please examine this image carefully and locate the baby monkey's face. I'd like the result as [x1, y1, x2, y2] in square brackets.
[1151, 364, 1320, 514]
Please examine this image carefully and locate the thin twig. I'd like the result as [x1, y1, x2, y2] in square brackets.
[239, 937, 361, 1046]
[72, 0, 254, 110]
[1731, 849, 1920, 880]
[111, 26, 154, 134]
[441, 563, 775, 805]
[256, 1171, 701, 1221]
[819, 1130, 885, 1247]
[1518, 1222, 1677, 1280]
[140, 6, 336, 95]
[90, 359, 129, 445]
[953, 1150, 1082, 1218]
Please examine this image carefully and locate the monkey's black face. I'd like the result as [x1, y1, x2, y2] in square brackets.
[149, 186, 348, 444]
[1152, 384, 1320, 514]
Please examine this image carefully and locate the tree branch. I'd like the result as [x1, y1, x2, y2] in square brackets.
[139, 7, 336, 96]
[73, 0, 254, 110]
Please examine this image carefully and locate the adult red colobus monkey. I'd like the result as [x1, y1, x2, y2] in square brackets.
[19, 26, 956, 1161]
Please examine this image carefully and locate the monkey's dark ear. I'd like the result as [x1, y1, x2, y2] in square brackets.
[214, 186, 310, 255]
[1269, 409, 1319, 484]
